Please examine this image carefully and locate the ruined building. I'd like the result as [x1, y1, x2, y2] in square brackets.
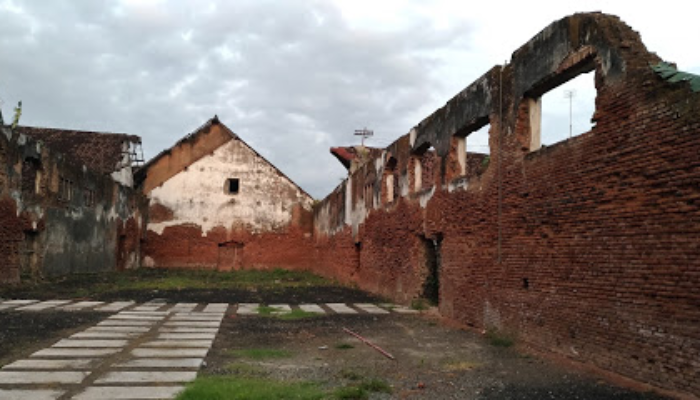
[0, 124, 147, 282]
[135, 116, 314, 270]
[311, 13, 699, 398]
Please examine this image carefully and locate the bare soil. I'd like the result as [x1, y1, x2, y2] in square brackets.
[204, 312, 669, 399]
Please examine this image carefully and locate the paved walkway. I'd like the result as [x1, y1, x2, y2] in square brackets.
[0, 300, 416, 399]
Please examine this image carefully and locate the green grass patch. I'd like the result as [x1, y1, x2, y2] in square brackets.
[0, 268, 335, 299]
[277, 309, 321, 320]
[229, 348, 293, 360]
[177, 376, 325, 400]
[333, 378, 392, 399]
[485, 330, 515, 348]
[333, 386, 368, 400]
[410, 298, 430, 311]
[358, 378, 392, 394]
[334, 342, 354, 350]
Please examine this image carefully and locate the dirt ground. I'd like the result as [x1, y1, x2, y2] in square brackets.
[205, 313, 668, 400]
[0, 271, 671, 399]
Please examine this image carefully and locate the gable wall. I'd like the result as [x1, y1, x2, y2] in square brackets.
[141, 123, 233, 194]
[143, 136, 314, 270]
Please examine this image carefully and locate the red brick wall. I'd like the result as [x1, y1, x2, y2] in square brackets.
[310, 13, 700, 397]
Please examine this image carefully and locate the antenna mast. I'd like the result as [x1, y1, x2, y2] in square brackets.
[354, 127, 374, 147]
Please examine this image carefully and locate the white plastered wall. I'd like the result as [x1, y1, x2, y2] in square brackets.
[147, 138, 312, 235]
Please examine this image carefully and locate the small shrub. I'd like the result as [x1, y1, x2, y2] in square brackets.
[335, 343, 354, 350]
[334, 386, 368, 400]
[485, 330, 515, 348]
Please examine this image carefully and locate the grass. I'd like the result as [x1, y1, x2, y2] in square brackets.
[334, 342, 354, 350]
[229, 348, 293, 360]
[333, 378, 392, 399]
[0, 267, 335, 298]
[485, 330, 515, 348]
[256, 305, 321, 320]
[177, 376, 325, 400]
[410, 298, 430, 311]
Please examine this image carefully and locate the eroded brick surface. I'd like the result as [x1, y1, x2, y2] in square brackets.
[310, 13, 700, 397]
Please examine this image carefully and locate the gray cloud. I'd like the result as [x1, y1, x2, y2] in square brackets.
[0, 0, 474, 197]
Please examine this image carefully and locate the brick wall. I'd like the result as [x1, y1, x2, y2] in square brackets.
[0, 126, 147, 282]
[311, 13, 699, 397]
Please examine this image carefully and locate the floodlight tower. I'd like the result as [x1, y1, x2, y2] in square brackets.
[564, 90, 576, 138]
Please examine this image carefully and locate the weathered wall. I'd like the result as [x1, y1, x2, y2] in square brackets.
[0, 126, 147, 282]
[141, 120, 314, 270]
[311, 13, 699, 397]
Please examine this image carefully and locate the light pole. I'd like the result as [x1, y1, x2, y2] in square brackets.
[564, 90, 576, 138]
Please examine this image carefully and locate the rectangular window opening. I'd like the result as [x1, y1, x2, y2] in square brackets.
[537, 70, 596, 149]
[226, 178, 240, 194]
[465, 123, 491, 176]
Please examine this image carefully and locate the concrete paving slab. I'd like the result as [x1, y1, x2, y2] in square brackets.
[0, 300, 39, 311]
[62, 301, 104, 311]
[31, 348, 119, 358]
[299, 304, 326, 314]
[2, 358, 96, 370]
[71, 331, 140, 339]
[354, 303, 390, 314]
[115, 358, 203, 369]
[325, 303, 358, 314]
[118, 311, 170, 316]
[159, 327, 219, 333]
[1, 299, 39, 305]
[130, 305, 164, 312]
[74, 386, 184, 400]
[16, 300, 72, 311]
[53, 339, 128, 348]
[236, 303, 259, 315]
[379, 304, 419, 314]
[0, 370, 88, 384]
[108, 314, 164, 320]
[132, 348, 209, 358]
[169, 303, 198, 312]
[158, 333, 216, 340]
[143, 340, 212, 348]
[0, 389, 64, 400]
[95, 301, 135, 312]
[163, 321, 220, 327]
[170, 314, 223, 321]
[85, 326, 151, 333]
[202, 303, 228, 313]
[95, 371, 197, 384]
[98, 319, 154, 326]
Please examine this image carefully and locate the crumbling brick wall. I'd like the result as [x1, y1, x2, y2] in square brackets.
[0, 126, 147, 282]
[311, 13, 700, 397]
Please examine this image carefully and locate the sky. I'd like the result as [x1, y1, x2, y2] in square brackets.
[1, 0, 698, 198]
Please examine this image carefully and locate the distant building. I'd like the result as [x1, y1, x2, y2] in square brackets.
[135, 116, 314, 270]
[0, 124, 146, 282]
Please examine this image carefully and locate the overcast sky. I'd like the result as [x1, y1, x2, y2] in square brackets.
[1, 1, 698, 198]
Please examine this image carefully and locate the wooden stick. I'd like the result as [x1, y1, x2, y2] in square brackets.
[343, 327, 395, 360]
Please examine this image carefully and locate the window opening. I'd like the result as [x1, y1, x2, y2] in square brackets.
[466, 123, 491, 176]
[538, 71, 595, 147]
[226, 178, 240, 194]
